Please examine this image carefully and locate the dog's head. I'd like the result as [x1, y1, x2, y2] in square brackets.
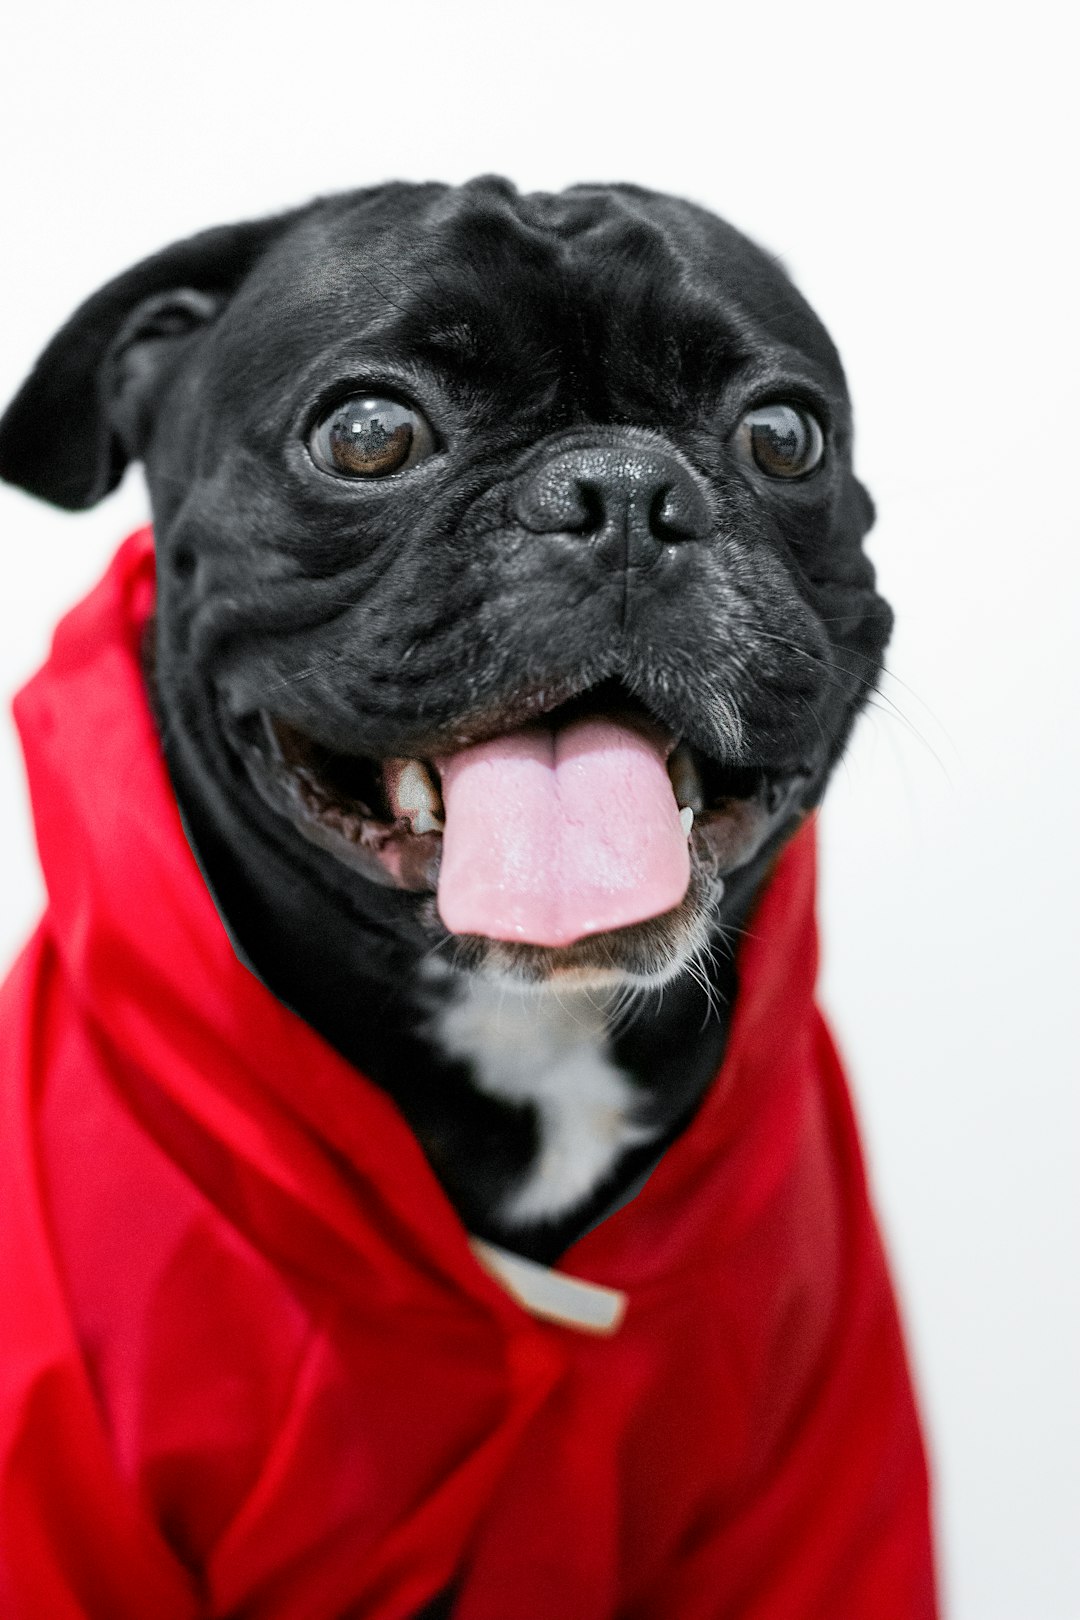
[0, 178, 890, 991]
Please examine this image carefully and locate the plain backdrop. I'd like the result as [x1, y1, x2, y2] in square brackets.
[1, 4, 1077, 1616]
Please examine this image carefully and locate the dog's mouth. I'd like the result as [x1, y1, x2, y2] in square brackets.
[232, 680, 811, 965]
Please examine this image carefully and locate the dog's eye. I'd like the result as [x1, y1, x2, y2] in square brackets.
[309, 395, 435, 479]
[734, 403, 824, 480]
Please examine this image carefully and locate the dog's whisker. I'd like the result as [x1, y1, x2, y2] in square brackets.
[743, 624, 951, 779]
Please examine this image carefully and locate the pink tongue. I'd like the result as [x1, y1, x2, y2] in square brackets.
[435, 717, 690, 946]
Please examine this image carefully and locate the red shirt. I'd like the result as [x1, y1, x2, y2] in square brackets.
[0, 531, 937, 1618]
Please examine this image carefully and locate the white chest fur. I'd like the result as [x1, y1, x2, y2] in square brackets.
[427, 978, 657, 1226]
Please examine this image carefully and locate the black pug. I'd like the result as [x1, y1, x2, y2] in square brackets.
[1, 175, 887, 1248]
[0, 178, 936, 1619]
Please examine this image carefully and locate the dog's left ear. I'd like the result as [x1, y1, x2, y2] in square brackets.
[0, 211, 297, 511]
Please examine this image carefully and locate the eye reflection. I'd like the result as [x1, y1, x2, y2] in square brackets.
[309, 395, 435, 478]
[735, 403, 824, 480]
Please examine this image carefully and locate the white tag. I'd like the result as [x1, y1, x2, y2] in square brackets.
[469, 1237, 627, 1335]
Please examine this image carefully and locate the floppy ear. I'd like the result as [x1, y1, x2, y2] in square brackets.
[0, 213, 296, 510]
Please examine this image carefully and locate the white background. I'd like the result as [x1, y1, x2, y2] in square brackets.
[1, 4, 1076, 1616]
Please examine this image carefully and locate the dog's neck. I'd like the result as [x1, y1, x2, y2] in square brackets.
[378, 861, 766, 1261]
[421, 968, 717, 1237]
[341, 934, 744, 1265]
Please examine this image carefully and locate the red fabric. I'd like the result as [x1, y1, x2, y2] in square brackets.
[0, 530, 938, 1619]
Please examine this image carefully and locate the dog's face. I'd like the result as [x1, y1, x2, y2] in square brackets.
[0, 179, 890, 991]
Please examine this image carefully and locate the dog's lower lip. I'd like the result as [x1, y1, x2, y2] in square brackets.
[229, 706, 809, 905]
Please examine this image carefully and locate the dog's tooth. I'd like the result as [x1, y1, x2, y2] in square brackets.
[679, 805, 695, 838]
[384, 757, 445, 832]
[397, 758, 438, 811]
[668, 744, 705, 811]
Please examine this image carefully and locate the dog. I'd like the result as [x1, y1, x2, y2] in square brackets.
[0, 178, 936, 1618]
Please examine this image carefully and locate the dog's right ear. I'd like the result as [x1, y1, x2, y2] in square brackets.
[0, 212, 297, 511]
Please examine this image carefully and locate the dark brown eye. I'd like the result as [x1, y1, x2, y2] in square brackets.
[734, 403, 825, 480]
[309, 395, 435, 478]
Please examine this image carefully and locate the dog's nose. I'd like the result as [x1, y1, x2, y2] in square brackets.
[513, 446, 713, 566]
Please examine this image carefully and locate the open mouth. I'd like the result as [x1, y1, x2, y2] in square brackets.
[233, 680, 810, 950]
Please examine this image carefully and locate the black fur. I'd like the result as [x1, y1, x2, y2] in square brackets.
[0, 177, 891, 1262]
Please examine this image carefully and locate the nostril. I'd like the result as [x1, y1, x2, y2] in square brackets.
[650, 479, 710, 542]
[515, 463, 604, 535]
[574, 479, 607, 535]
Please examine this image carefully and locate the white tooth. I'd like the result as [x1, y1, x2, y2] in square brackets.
[387, 758, 445, 831]
[679, 805, 695, 838]
[668, 743, 705, 812]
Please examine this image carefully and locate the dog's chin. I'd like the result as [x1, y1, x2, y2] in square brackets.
[417, 870, 723, 992]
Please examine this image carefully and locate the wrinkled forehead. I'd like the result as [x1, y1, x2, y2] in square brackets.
[217, 183, 847, 398]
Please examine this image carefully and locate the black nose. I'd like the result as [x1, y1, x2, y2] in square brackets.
[513, 446, 712, 566]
